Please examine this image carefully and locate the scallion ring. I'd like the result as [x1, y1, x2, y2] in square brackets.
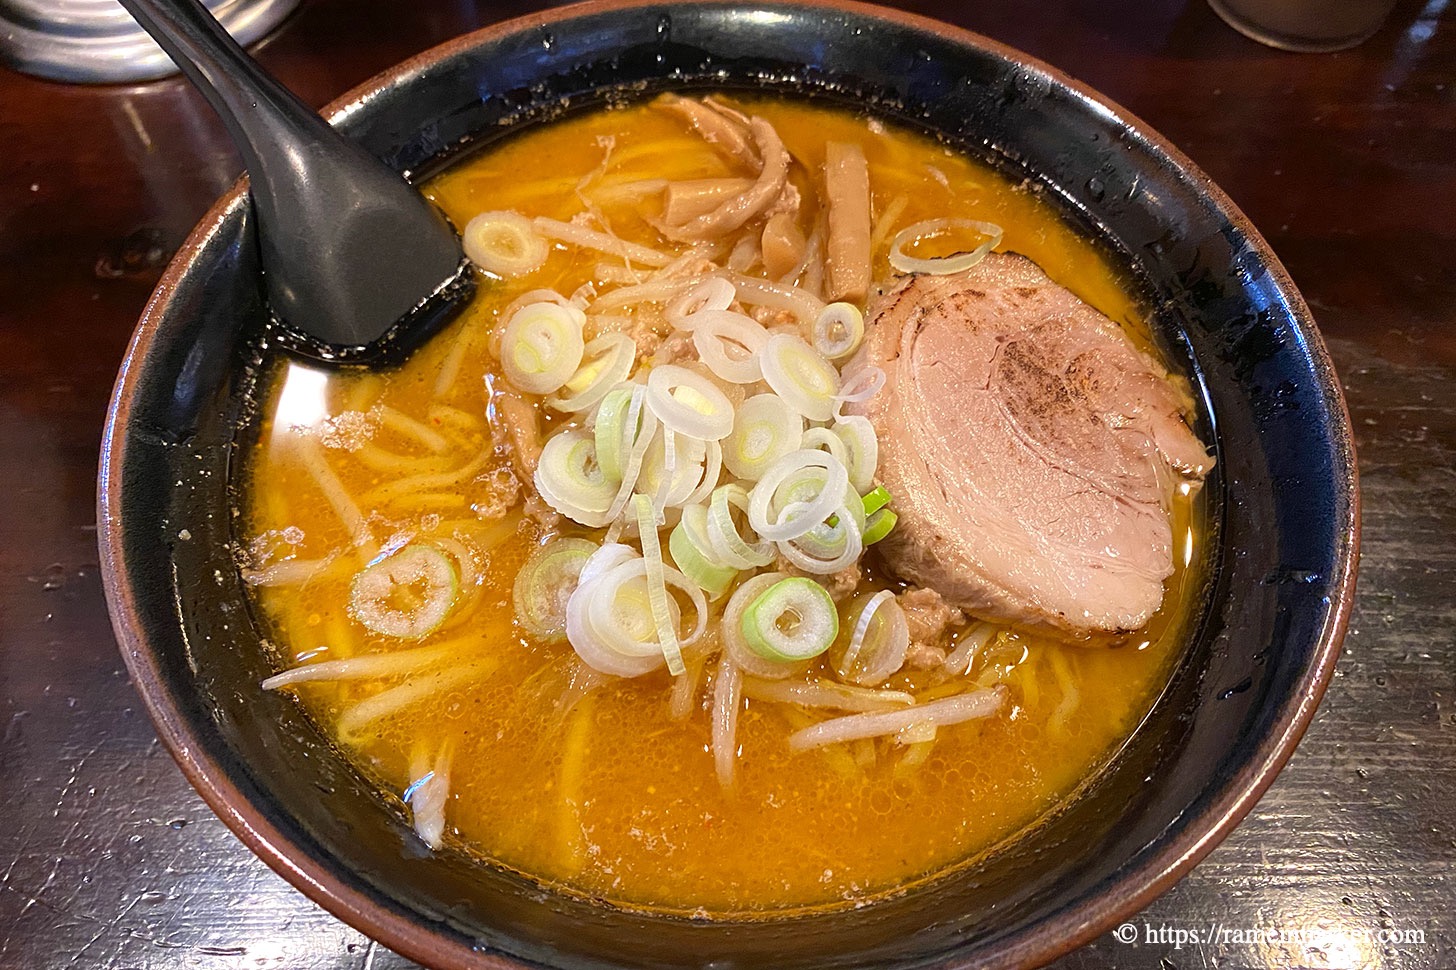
[748, 449, 850, 542]
[741, 577, 839, 663]
[664, 276, 735, 330]
[593, 385, 636, 482]
[690, 310, 770, 384]
[645, 364, 735, 441]
[723, 393, 804, 482]
[682, 439, 723, 509]
[500, 300, 586, 395]
[812, 302, 865, 361]
[832, 366, 886, 407]
[546, 333, 635, 413]
[832, 590, 910, 687]
[349, 545, 458, 639]
[707, 483, 775, 569]
[776, 502, 863, 574]
[800, 427, 848, 466]
[637, 429, 708, 510]
[887, 218, 1004, 275]
[669, 504, 739, 599]
[604, 387, 659, 523]
[832, 415, 878, 494]
[534, 429, 618, 527]
[512, 537, 598, 641]
[721, 572, 806, 679]
[635, 494, 686, 676]
[462, 210, 549, 278]
[861, 485, 892, 516]
[568, 559, 667, 676]
[863, 507, 897, 545]
[760, 333, 841, 422]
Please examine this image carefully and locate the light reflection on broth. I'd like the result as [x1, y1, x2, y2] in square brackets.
[240, 96, 1204, 915]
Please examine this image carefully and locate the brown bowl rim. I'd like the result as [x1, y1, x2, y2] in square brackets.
[99, 1, 1361, 968]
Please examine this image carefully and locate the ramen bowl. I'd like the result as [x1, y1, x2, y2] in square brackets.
[98, 1, 1358, 967]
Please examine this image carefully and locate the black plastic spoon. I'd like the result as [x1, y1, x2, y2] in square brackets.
[118, 0, 474, 362]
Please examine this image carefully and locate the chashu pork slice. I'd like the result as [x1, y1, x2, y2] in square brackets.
[847, 253, 1212, 635]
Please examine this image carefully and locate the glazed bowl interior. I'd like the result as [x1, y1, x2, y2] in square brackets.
[99, 2, 1357, 968]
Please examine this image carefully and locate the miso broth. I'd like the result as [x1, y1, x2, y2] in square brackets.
[240, 96, 1204, 915]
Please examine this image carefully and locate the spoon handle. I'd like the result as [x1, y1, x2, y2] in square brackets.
[117, 0, 470, 355]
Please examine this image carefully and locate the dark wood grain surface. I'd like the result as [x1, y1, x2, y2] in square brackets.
[1, 0, 1451, 967]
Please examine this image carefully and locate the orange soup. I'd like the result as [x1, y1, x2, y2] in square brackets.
[239, 96, 1205, 916]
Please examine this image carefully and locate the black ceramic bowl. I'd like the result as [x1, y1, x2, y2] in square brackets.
[99, 2, 1359, 967]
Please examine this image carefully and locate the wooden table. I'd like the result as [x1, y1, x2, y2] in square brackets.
[1, 1, 1451, 967]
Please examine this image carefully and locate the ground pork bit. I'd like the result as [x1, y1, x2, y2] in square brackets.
[591, 310, 668, 358]
[751, 306, 799, 330]
[652, 329, 697, 367]
[905, 639, 947, 670]
[899, 586, 966, 669]
[774, 555, 861, 603]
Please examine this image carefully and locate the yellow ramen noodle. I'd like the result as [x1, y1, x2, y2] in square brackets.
[240, 96, 1203, 915]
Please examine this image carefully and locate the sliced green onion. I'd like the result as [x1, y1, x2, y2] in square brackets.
[863, 508, 897, 545]
[741, 577, 838, 663]
[832, 416, 878, 494]
[593, 385, 636, 481]
[721, 571, 804, 679]
[688, 309, 770, 384]
[604, 390, 659, 523]
[664, 276, 735, 330]
[761, 333, 841, 422]
[778, 502, 863, 574]
[564, 546, 655, 676]
[723, 393, 804, 481]
[635, 495, 685, 676]
[861, 485, 892, 516]
[350, 545, 458, 639]
[513, 537, 598, 641]
[576, 562, 670, 674]
[547, 333, 635, 413]
[534, 429, 618, 527]
[501, 301, 586, 395]
[637, 429, 708, 510]
[748, 449, 850, 542]
[888, 218, 1004, 276]
[707, 483, 775, 569]
[577, 541, 637, 587]
[462, 210, 549, 278]
[654, 427, 680, 511]
[669, 504, 739, 599]
[800, 427, 848, 465]
[682, 439, 723, 509]
[566, 547, 706, 678]
[832, 590, 909, 687]
[771, 463, 841, 513]
[812, 302, 865, 361]
[838, 482, 868, 536]
[832, 366, 886, 414]
[645, 364, 735, 440]
[591, 572, 668, 659]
